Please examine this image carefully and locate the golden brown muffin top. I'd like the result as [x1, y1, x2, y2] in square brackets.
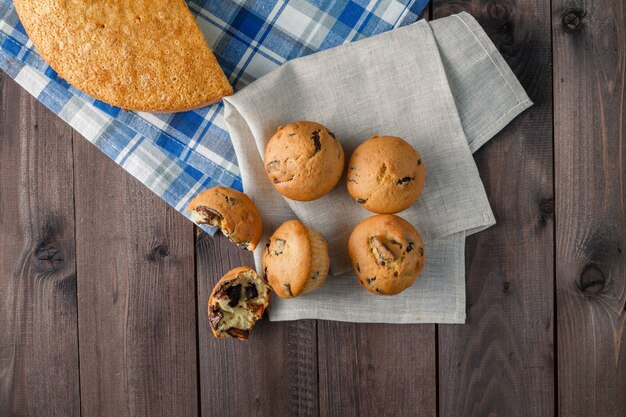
[348, 214, 425, 295]
[347, 135, 425, 214]
[264, 121, 344, 201]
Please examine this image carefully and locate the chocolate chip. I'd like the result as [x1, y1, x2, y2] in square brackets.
[390, 239, 403, 249]
[311, 130, 322, 156]
[263, 267, 268, 283]
[208, 306, 223, 330]
[406, 242, 414, 253]
[195, 206, 223, 223]
[347, 178, 357, 183]
[213, 281, 229, 299]
[226, 328, 249, 339]
[417, 159, 422, 165]
[396, 176, 415, 185]
[356, 262, 361, 273]
[375, 287, 385, 295]
[245, 284, 258, 300]
[226, 284, 241, 307]
[273, 178, 281, 184]
[328, 130, 336, 139]
[288, 132, 296, 136]
[266, 160, 281, 172]
[349, 166, 356, 171]
[246, 302, 265, 317]
[356, 198, 367, 204]
[393, 271, 398, 277]
[311, 271, 320, 280]
[284, 283, 293, 297]
[366, 277, 377, 284]
[419, 247, 424, 256]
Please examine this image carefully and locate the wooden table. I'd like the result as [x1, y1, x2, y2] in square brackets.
[1, 1, 624, 416]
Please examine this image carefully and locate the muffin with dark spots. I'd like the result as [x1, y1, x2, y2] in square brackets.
[264, 121, 344, 201]
[347, 135, 425, 214]
[186, 186, 262, 250]
[208, 266, 270, 340]
[262, 220, 330, 298]
[348, 214, 425, 295]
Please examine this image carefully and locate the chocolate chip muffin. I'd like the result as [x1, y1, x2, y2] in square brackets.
[347, 135, 425, 214]
[348, 214, 425, 295]
[262, 220, 330, 298]
[208, 266, 270, 340]
[187, 186, 262, 251]
[264, 121, 345, 201]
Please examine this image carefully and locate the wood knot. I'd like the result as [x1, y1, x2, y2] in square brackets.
[33, 244, 64, 272]
[488, 3, 508, 20]
[540, 198, 554, 224]
[579, 264, 605, 295]
[146, 243, 169, 262]
[562, 9, 586, 32]
[540, 198, 554, 215]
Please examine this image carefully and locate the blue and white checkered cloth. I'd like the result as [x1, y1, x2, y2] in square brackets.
[0, 0, 427, 231]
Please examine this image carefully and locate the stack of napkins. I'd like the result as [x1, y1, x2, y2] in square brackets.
[224, 12, 532, 323]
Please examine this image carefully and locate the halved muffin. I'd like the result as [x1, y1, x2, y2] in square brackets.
[208, 267, 270, 340]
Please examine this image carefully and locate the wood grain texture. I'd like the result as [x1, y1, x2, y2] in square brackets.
[433, 1, 555, 416]
[318, 322, 435, 417]
[196, 232, 318, 417]
[73, 137, 198, 417]
[553, 0, 626, 416]
[0, 76, 80, 417]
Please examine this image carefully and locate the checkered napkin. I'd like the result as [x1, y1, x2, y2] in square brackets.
[224, 13, 532, 323]
[0, 0, 428, 231]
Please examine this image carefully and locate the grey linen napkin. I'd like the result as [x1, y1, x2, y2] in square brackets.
[222, 12, 531, 323]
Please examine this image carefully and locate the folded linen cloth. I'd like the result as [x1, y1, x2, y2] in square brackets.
[224, 12, 532, 323]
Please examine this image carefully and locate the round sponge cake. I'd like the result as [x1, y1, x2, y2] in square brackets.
[14, 0, 233, 112]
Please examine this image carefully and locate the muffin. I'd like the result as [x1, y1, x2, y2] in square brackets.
[187, 186, 262, 250]
[347, 135, 425, 214]
[208, 266, 270, 340]
[262, 220, 330, 298]
[348, 214, 425, 295]
[264, 121, 344, 201]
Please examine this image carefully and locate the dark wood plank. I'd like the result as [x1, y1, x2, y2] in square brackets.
[196, 232, 318, 417]
[73, 136, 198, 417]
[432, 1, 555, 416]
[318, 322, 436, 417]
[553, 1, 626, 416]
[317, 10, 436, 417]
[0, 76, 81, 416]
